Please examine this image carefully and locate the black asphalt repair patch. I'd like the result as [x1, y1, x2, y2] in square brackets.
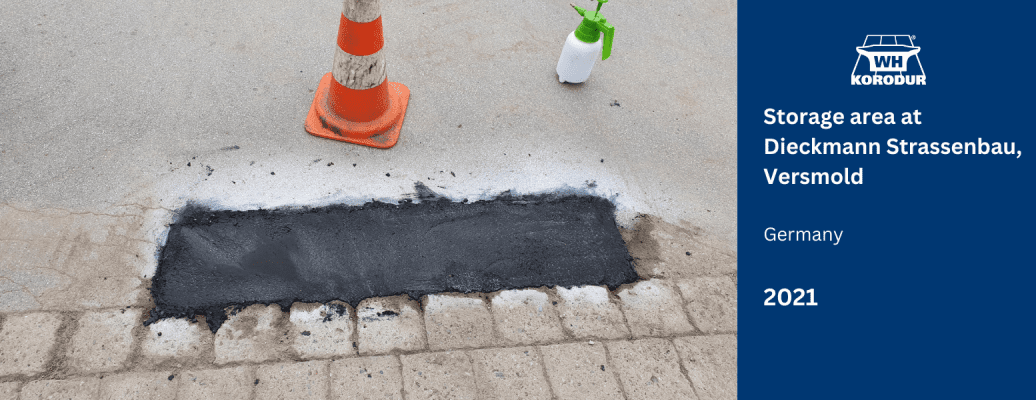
[147, 192, 637, 332]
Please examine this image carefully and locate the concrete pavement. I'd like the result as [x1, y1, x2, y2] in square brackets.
[0, 0, 736, 247]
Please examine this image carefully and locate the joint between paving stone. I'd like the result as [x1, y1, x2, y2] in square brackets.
[671, 337, 703, 400]
[532, 345, 561, 400]
[673, 282, 707, 335]
[481, 293, 501, 346]
[393, 354, 408, 400]
[464, 351, 482, 399]
[124, 307, 149, 372]
[543, 288, 575, 340]
[324, 358, 332, 400]
[38, 311, 78, 381]
[349, 302, 361, 359]
[598, 340, 632, 400]
[607, 285, 637, 341]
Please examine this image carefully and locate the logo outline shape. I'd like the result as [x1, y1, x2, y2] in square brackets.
[851, 35, 926, 85]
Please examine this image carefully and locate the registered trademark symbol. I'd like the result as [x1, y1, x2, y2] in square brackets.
[911, 35, 916, 40]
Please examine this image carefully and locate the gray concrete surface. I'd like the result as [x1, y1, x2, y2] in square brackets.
[0, 0, 737, 249]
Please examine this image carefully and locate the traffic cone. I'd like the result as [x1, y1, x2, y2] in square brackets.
[305, 0, 410, 148]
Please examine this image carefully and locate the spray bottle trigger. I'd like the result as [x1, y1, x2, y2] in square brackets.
[600, 21, 614, 60]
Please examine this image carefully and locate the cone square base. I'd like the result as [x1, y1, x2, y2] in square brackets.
[305, 73, 410, 149]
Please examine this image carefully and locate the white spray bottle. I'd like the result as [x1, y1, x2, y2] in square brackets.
[556, 0, 615, 83]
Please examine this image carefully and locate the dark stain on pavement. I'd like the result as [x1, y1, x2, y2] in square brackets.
[146, 186, 637, 333]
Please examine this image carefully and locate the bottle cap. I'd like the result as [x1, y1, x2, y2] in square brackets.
[571, 1, 615, 60]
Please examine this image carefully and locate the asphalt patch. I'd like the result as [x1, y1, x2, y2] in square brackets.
[147, 190, 637, 332]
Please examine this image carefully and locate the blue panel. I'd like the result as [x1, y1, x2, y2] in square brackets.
[740, 2, 1035, 398]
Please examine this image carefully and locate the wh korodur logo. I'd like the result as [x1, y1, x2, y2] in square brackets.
[851, 35, 926, 85]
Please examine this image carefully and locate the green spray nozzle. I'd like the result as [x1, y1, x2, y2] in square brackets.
[571, 1, 615, 60]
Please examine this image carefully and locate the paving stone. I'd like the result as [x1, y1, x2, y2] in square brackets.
[401, 351, 477, 400]
[330, 355, 403, 400]
[142, 317, 211, 360]
[255, 360, 329, 400]
[622, 215, 737, 279]
[555, 285, 630, 340]
[215, 304, 287, 364]
[356, 296, 426, 355]
[676, 277, 737, 334]
[469, 347, 552, 400]
[20, 378, 99, 400]
[490, 289, 566, 345]
[0, 312, 63, 377]
[673, 335, 737, 400]
[0, 381, 20, 398]
[67, 308, 141, 373]
[290, 301, 357, 359]
[539, 342, 624, 400]
[606, 338, 697, 400]
[616, 279, 696, 337]
[178, 366, 254, 400]
[97, 371, 178, 400]
[423, 294, 494, 350]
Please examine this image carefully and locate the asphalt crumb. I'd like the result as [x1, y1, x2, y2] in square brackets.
[686, 251, 691, 256]
[186, 162, 191, 167]
[205, 165, 214, 176]
[157, 332, 162, 337]
[601, 365, 606, 371]
[323, 303, 349, 322]
[301, 330, 311, 336]
[221, 145, 240, 151]
[353, 163, 357, 167]
[327, 162, 334, 166]
[610, 100, 620, 107]
[601, 159, 604, 163]
[271, 172, 275, 175]
[376, 310, 398, 317]
[386, 173, 390, 177]
[168, 375, 175, 381]
[250, 161, 255, 166]
[451, 171, 455, 177]
[458, 124, 462, 128]
[254, 379, 259, 385]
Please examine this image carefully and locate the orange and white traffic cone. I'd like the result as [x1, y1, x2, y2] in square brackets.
[305, 0, 410, 148]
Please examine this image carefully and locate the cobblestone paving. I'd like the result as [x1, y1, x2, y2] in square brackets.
[1, 206, 737, 399]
